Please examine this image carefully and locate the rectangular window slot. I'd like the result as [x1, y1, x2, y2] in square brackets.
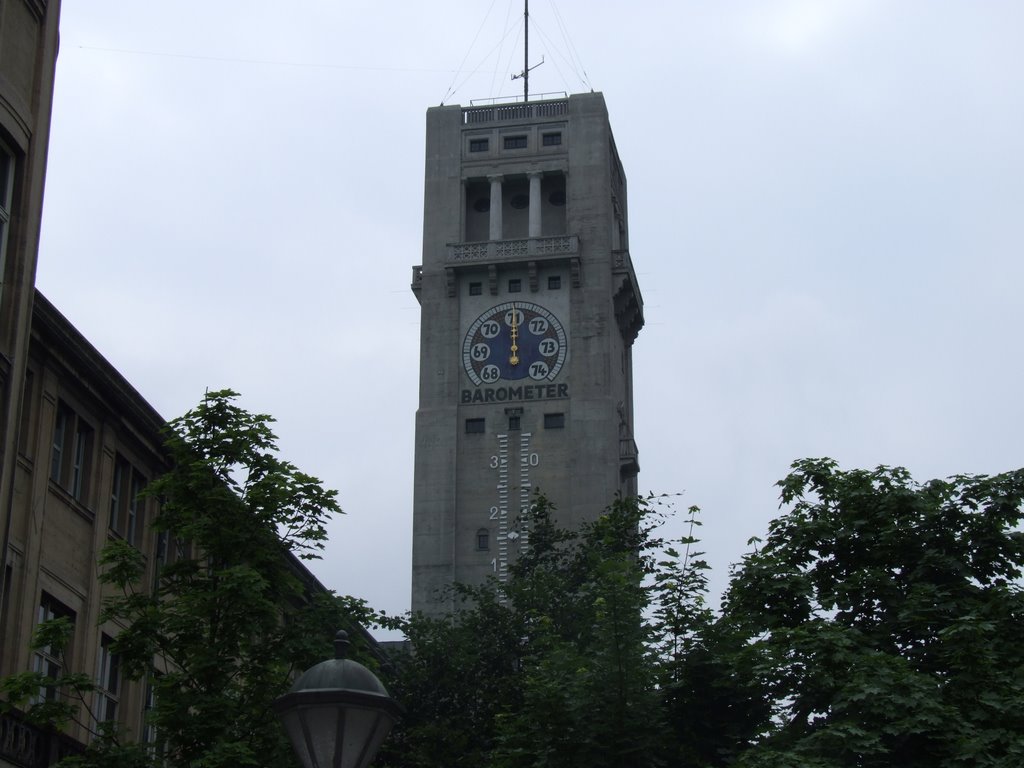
[469, 138, 489, 152]
[544, 413, 566, 429]
[508, 279, 522, 293]
[465, 418, 485, 434]
[503, 135, 528, 150]
[542, 132, 562, 146]
[476, 528, 490, 550]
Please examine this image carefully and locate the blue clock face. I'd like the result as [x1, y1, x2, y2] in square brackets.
[463, 302, 567, 385]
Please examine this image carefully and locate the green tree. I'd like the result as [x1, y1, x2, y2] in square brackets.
[490, 495, 663, 768]
[652, 506, 769, 767]
[2, 390, 368, 768]
[379, 494, 708, 768]
[722, 459, 1024, 767]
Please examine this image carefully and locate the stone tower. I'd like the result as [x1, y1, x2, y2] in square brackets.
[411, 92, 643, 616]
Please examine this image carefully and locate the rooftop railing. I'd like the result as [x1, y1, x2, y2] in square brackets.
[463, 97, 569, 125]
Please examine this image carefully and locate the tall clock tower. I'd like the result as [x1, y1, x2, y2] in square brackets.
[411, 92, 643, 616]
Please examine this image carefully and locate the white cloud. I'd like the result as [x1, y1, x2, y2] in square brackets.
[743, 0, 879, 56]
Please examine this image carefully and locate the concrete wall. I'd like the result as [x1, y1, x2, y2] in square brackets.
[411, 93, 644, 616]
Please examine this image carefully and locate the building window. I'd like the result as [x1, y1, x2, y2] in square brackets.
[503, 135, 528, 150]
[110, 456, 147, 546]
[155, 532, 190, 569]
[154, 532, 169, 589]
[2, 565, 11, 633]
[542, 132, 562, 146]
[469, 138, 489, 152]
[548, 275, 561, 290]
[51, 401, 94, 503]
[465, 418, 485, 434]
[508, 415, 521, 431]
[50, 407, 67, 483]
[472, 197, 490, 213]
[143, 678, 161, 753]
[469, 281, 482, 296]
[544, 413, 565, 429]
[508, 279, 522, 293]
[19, 369, 34, 457]
[33, 594, 75, 704]
[95, 634, 120, 723]
[476, 528, 490, 551]
[154, 532, 192, 588]
[0, 142, 14, 301]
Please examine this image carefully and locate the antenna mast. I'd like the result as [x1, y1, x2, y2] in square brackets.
[524, 0, 532, 102]
[512, 0, 543, 102]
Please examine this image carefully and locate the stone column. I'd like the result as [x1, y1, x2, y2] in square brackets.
[528, 171, 543, 238]
[488, 174, 503, 241]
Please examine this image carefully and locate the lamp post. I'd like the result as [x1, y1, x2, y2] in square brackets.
[273, 630, 402, 768]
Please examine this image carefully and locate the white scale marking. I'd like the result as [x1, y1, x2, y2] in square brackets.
[518, 433, 533, 555]
[496, 434, 510, 579]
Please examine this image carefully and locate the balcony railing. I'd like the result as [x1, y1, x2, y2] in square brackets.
[463, 97, 569, 125]
[0, 712, 40, 767]
[1, 709, 82, 767]
[447, 235, 578, 264]
[620, 437, 640, 477]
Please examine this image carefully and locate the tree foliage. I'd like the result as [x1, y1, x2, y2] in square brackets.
[722, 459, 1024, 767]
[377, 494, 714, 768]
[8, 418, 1024, 768]
[2, 390, 369, 768]
[380, 460, 1024, 768]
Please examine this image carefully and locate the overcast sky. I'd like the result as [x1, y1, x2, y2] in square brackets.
[38, 1, 1024, 633]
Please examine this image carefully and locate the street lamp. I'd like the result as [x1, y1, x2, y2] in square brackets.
[273, 630, 402, 768]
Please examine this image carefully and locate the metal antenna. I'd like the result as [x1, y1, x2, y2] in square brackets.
[511, 0, 543, 102]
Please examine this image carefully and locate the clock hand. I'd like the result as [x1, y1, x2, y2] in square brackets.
[509, 308, 520, 366]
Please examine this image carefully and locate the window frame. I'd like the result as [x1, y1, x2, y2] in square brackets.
[33, 594, 75, 705]
[110, 455, 147, 546]
[95, 634, 120, 724]
[143, 676, 162, 755]
[50, 401, 94, 504]
[0, 140, 15, 305]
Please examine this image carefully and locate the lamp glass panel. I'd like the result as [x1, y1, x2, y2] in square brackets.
[281, 702, 395, 768]
[339, 709, 389, 768]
